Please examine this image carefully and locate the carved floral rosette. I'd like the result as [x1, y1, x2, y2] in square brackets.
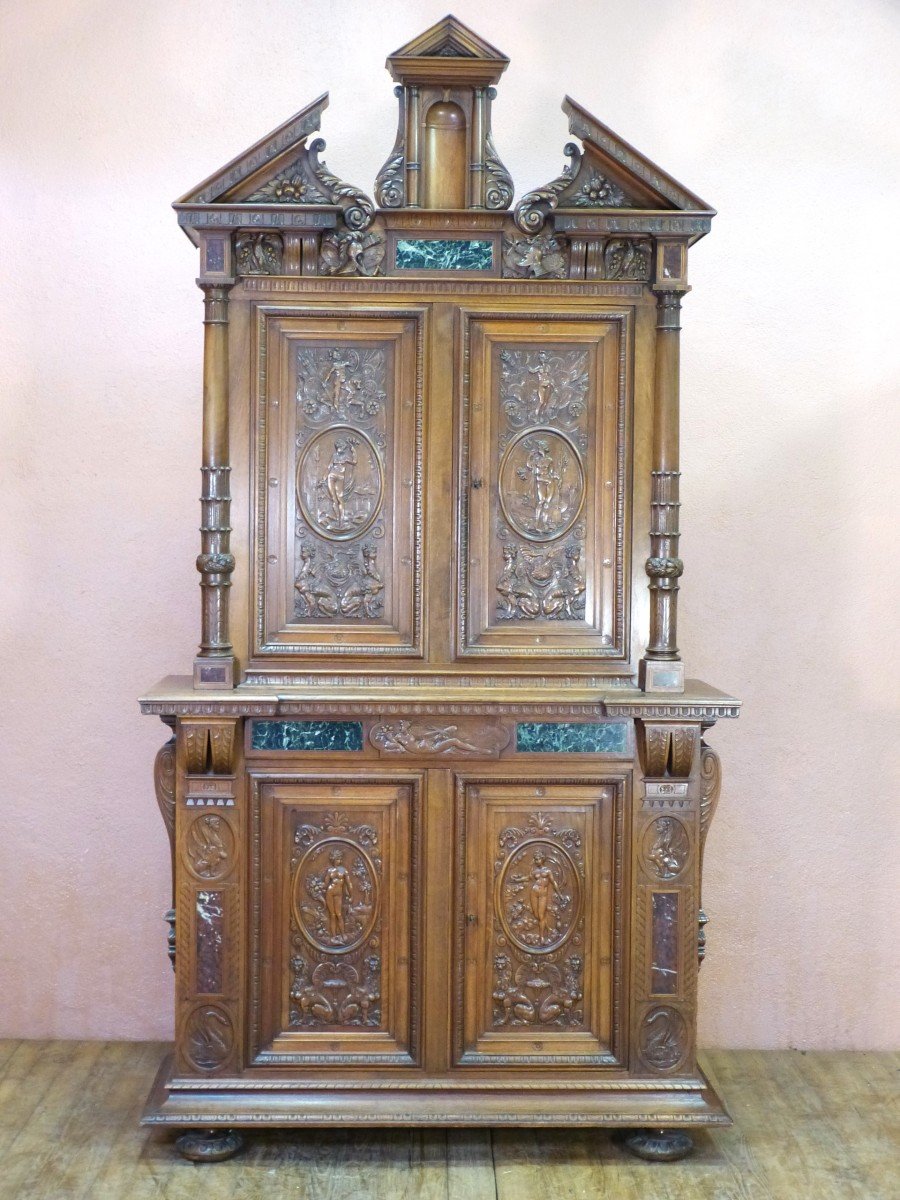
[491, 812, 586, 1029]
[288, 812, 383, 1029]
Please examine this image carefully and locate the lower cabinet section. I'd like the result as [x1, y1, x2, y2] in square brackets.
[149, 711, 732, 1137]
[247, 767, 627, 1073]
[455, 777, 623, 1066]
[251, 774, 421, 1066]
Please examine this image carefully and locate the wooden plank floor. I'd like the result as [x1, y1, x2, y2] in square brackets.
[0, 1043, 896, 1199]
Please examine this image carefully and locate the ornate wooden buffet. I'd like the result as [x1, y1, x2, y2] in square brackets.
[141, 17, 740, 1163]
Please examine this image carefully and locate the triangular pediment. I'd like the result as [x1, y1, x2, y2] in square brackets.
[561, 97, 714, 214]
[513, 97, 714, 238]
[388, 15, 508, 63]
[176, 93, 330, 207]
[173, 92, 376, 244]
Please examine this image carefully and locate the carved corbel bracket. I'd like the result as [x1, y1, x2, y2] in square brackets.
[181, 719, 239, 776]
[636, 722, 699, 779]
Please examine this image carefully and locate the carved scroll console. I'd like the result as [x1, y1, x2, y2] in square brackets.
[141, 17, 739, 1165]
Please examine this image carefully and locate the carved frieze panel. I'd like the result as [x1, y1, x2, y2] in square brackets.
[457, 780, 620, 1065]
[251, 777, 418, 1065]
[370, 719, 510, 757]
[458, 313, 628, 657]
[254, 310, 423, 658]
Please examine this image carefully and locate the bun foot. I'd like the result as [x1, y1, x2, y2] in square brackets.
[175, 1129, 244, 1162]
[620, 1128, 694, 1162]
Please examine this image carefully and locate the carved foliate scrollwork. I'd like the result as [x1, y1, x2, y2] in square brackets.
[235, 232, 283, 275]
[699, 741, 722, 861]
[603, 238, 652, 281]
[375, 150, 405, 208]
[502, 233, 567, 279]
[319, 226, 386, 277]
[289, 812, 383, 1028]
[153, 737, 176, 853]
[483, 134, 514, 210]
[491, 813, 585, 1028]
[698, 741, 722, 966]
[514, 143, 581, 234]
[247, 138, 374, 231]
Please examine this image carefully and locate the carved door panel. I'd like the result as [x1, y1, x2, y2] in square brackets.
[254, 308, 424, 657]
[251, 775, 420, 1065]
[456, 778, 621, 1065]
[457, 313, 629, 657]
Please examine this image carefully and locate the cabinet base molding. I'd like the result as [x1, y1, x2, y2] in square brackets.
[143, 1055, 731, 1129]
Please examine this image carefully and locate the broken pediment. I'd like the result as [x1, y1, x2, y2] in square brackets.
[514, 97, 714, 239]
[173, 93, 376, 242]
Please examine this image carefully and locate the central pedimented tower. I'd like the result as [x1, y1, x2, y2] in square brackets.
[375, 16, 514, 210]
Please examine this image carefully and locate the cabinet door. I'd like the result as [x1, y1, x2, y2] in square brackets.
[253, 308, 424, 657]
[455, 777, 622, 1066]
[251, 774, 420, 1066]
[457, 312, 629, 657]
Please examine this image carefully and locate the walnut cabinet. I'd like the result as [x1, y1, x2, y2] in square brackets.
[142, 17, 740, 1164]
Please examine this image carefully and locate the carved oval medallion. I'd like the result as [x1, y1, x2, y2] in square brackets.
[495, 837, 582, 955]
[642, 816, 690, 881]
[183, 1002, 234, 1071]
[639, 1005, 687, 1072]
[293, 836, 380, 956]
[185, 813, 235, 882]
[296, 425, 384, 541]
[499, 428, 585, 542]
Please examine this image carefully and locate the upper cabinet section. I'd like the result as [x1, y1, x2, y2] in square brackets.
[173, 16, 714, 288]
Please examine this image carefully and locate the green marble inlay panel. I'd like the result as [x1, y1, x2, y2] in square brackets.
[251, 720, 363, 752]
[395, 239, 493, 271]
[516, 722, 629, 754]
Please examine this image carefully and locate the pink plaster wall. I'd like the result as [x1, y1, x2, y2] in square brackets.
[1, 0, 897, 1047]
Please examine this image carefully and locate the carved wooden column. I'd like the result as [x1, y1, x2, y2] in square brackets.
[641, 238, 690, 694]
[195, 278, 236, 689]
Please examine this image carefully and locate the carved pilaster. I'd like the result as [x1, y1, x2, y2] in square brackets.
[641, 280, 687, 694]
[195, 282, 236, 689]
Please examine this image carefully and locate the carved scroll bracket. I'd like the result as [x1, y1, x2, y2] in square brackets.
[154, 727, 177, 970]
[698, 739, 722, 965]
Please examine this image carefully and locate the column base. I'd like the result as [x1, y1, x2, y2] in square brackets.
[639, 659, 685, 693]
[193, 656, 235, 689]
